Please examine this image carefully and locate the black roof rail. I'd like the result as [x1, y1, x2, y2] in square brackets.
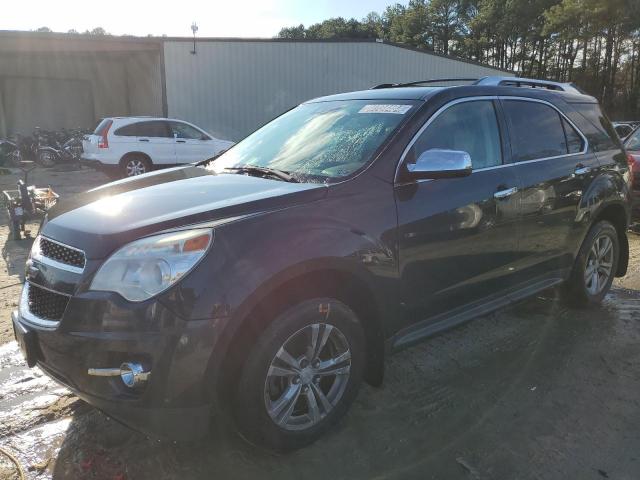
[370, 78, 479, 89]
[474, 76, 583, 94]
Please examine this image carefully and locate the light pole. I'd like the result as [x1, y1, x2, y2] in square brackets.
[191, 22, 198, 55]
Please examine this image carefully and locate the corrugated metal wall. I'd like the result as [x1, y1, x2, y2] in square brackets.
[163, 40, 512, 141]
[125, 52, 164, 117]
[0, 50, 163, 136]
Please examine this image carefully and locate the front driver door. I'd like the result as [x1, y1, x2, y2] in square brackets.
[395, 98, 521, 330]
[170, 121, 215, 164]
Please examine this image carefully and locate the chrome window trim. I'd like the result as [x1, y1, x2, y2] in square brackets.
[394, 95, 590, 185]
[18, 282, 61, 330]
[34, 236, 86, 274]
[498, 96, 589, 158]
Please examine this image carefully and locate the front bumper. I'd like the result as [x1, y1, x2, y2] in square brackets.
[12, 302, 221, 440]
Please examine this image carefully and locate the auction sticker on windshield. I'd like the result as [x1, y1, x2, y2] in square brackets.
[358, 104, 412, 114]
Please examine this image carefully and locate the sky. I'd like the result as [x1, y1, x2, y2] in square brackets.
[0, 0, 396, 38]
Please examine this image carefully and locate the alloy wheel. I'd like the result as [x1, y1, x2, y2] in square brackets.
[126, 159, 146, 176]
[264, 323, 352, 431]
[584, 233, 614, 295]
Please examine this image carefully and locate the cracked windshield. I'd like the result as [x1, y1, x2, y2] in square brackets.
[0, 0, 639, 479]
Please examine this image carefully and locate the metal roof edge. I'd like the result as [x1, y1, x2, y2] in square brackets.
[0, 30, 513, 73]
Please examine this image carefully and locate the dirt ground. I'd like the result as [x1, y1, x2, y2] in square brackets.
[1, 166, 640, 480]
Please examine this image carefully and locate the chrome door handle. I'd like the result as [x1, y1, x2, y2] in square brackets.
[574, 165, 591, 175]
[138, 138, 149, 142]
[494, 187, 518, 199]
[87, 367, 121, 377]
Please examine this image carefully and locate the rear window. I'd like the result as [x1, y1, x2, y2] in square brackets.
[502, 100, 569, 161]
[93, 119, 111, 135]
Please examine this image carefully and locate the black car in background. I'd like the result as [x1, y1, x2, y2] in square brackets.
[13, 77, 630, 451]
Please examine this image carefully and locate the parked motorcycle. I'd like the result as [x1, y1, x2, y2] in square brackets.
[1, 126, 88, 167]
[36, 127, 86, 165]
[0, 138, 21, 166]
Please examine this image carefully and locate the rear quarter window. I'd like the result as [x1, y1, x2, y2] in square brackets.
[570, 103, 620, 152]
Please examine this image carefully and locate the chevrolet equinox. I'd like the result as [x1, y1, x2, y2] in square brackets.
[12, 77, 631, 451]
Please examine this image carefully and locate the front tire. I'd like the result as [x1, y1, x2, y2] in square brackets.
[563, 220, 619, 306]
[234, 298, 365, 451]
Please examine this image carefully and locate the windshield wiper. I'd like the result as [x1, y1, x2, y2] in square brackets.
[224, 166, 299, 183]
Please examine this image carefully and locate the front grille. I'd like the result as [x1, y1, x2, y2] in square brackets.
[27, 283, 70, 321]
[40, 237, 85, 269]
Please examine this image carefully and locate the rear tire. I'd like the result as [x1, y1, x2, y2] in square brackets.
[233, 298, 365, 452]
[121, 155, 151, 178]
[563, 220, 619, 307]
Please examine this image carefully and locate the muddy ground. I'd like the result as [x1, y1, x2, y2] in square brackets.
[1, 166, 640, 480]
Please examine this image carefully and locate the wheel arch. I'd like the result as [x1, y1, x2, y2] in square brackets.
[119, 151, 152, 166]
[591, 201, 629, 276]
[213, 264, 387, 413]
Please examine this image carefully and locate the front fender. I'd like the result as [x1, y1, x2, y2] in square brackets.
[163, 207, 397, 322]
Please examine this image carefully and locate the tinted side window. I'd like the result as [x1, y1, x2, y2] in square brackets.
[114, 123, 139, 136]
[170, 122, 206, 140]
[571, 103, 619, 151]
[503, 100, 567, 161]
[410, 100, 502, 169]
[562, 117, 584, 154]
[137, 121, 171, 138]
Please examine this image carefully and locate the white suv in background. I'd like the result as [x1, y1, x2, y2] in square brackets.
[82, 117, 234, 178]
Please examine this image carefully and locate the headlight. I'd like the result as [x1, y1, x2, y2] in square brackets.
[90, 229, 213, 302]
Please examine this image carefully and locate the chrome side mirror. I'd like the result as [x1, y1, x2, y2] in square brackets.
[407, 149, 472, 179]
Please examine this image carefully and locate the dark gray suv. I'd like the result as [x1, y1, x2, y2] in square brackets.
[13, 77, 630, 451]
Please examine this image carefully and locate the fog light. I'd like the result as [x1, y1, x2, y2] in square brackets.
[119, 362, 150, 388]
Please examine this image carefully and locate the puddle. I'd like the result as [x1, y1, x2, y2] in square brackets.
[0, 341, 79, 479]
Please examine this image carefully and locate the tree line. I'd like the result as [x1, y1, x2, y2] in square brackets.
[279, 0, 640, 120]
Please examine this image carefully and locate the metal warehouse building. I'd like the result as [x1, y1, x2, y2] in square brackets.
[0, 31, 511, 141]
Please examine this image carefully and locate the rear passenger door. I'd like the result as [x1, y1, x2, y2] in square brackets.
[396, 98, 521, 326]
[500, 97, 594, 281]
[134, 120, 176, 165]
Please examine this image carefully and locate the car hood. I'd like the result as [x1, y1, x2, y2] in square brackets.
[42, 166, 327, 259]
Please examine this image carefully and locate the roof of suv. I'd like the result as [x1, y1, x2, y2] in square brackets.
[109, 117, 186, 122]
[307, 77, 597, 104]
